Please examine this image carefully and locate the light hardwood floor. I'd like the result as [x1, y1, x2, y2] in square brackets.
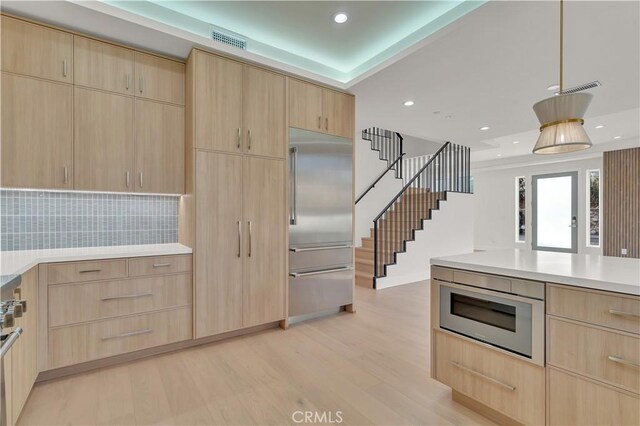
[20, 282, 495, 425]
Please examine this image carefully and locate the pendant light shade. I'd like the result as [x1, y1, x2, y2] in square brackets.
[532, 92, 593, 154]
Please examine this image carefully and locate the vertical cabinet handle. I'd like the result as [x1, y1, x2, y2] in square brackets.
[126, 74, 130, 91]
[289, 147, 298, 225]
[248, 221, 252, 257]
[63, 167, 68, 184]
[139, 172, 143, 189]
[317, 116, 321, 129]
[126, 171, 130, 188]
[325, 117, 329, 131]
[247, 130, 252, 151]
[236, 128, 241, 149]
[237, 221, 241, 258]
[139, 76, 144, 93]
[63, 59, 68, 77]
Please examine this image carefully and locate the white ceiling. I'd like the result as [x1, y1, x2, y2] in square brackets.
[352, 0, 640, 163]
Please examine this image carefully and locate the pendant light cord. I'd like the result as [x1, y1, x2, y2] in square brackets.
[560, 0, 564, 93]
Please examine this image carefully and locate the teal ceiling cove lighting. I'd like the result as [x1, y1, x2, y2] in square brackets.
[105, 1, 485, 83]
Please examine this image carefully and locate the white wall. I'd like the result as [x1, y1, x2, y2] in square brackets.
[472, 156, 603, 255]
[376, 192, 474, 289]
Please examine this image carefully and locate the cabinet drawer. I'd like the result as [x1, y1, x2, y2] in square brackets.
[548, 285, 640, 334]
[548, 317, 640, 394]
[48, 307, 191, 368]
[548, 367, 640, 426]
[431, 266, 453, 282]
[48, 259, 127, 285]
[48, 274, 192, 326]
[434, 331, 545, 426]
[128, 255, 192, 277]
[452, 270, 510, 293]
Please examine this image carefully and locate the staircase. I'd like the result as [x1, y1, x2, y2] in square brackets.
[355, 140, 472, 289]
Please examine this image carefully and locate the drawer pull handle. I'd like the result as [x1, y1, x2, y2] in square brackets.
[79, 269, 101, 274]
[152, 263, 171, 268]
[101, 293, 153, 301]
[609, 309, 640, 318]
[102, 328, 153, 341]
[289, 266, 352, 278]
[608, 355, 640, 368]
[450, 361, 516, 391]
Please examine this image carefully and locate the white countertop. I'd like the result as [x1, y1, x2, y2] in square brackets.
[431, 249, 640, 295]
[0, 244, 192, 286]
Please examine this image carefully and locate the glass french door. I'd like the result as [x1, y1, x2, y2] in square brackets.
[532, 172, 578, 253]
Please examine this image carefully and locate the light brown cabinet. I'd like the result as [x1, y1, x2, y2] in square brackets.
[73, 36, 134, 95]
[1, 16, 73, 83]
[135, 52, 185, 105]
[8, 268, 38, 426]
[1, 73, 73, 189]
[194, 151, 285, 337]
[74, 87, 134, 192]
[135, 99, 185, 194]
[289, 78, 354, 138]
[191, 50, 285, 158]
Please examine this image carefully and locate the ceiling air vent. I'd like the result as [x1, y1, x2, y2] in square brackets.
[556, 80, 602, 95]
[210, 25, 247, 50]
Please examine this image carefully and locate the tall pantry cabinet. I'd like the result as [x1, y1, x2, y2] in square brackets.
[183, 49, 286, 338]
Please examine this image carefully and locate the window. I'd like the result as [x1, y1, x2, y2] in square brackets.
[516, 176, 526, 243]
[587, 169, 601, 247]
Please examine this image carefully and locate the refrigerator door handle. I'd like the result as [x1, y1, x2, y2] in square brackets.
[289, 147, 298, 225]
[289, 266, 353, 278]
[289, 245, 352, 252]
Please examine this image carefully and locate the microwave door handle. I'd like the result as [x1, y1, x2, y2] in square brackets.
[289, 147, 298, 225]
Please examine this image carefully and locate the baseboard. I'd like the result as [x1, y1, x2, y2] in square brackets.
[375, 271, 428, 289]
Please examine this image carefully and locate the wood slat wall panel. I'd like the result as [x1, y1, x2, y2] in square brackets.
[603, 147, 640, 258]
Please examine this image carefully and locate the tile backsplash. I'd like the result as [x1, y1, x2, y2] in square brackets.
[0, 190, 179, 251]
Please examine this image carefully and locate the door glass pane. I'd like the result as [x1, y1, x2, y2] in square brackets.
[536, 176, 573, 249]
[450, 293, 516, 332]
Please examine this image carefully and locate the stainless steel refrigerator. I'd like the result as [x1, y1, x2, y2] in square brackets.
[288, 128, 353, 321]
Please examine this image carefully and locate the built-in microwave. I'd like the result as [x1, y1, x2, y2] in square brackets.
[435, 274, 544, 366]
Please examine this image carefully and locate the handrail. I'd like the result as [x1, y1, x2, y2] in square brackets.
[373, 142, 450, 222]
[355, 153, 405, 204]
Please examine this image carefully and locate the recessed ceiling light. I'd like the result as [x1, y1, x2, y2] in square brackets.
[513, 140, 519, 144]
[333, 13, 348, 24]
[403, 100, 414, 106]
[445, 115, 453, 119]
[480, 126, 490, 131]
[595, 125, 605, 129]
[497, 153, 502, 157]
[613, 136, 621, 139]
[547, 84, 560, 91]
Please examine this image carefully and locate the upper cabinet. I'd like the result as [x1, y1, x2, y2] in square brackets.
[74, 36, 134, 95]
[1, 16, 73, 83]
[135, 52, 185, 105]
[190, 50, 285, 158]
[288, 78, 354, 139]
[193, 51, 243, 153]
[1, 73, 73, 189]
[135, 99, 185, 194]
[243, 66, 286, 158]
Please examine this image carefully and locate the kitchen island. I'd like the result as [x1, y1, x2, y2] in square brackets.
[429, 249, 639, 426]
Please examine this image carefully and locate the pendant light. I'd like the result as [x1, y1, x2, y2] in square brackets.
[532, 0, 593, 154]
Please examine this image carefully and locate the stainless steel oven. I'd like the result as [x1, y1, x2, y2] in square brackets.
[435, 271, 544, 366]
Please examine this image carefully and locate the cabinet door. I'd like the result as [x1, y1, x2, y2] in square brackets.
[134, 52, 185, 105]
[74, 88, 134, 192]
[1, 16, 73, 83]
[243, 66, 285, 158]
[322, 89, 354, 139]
[11, 268, 38, 425]
[195, 151, 243, 337]
[243, 157, 285, 327]
[193, 51, 243, 153]
[289, 78, 323, 133]
[1, 73, 73, 189]
[135, 99, 185, 194]
[74, 36, 134, 95]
